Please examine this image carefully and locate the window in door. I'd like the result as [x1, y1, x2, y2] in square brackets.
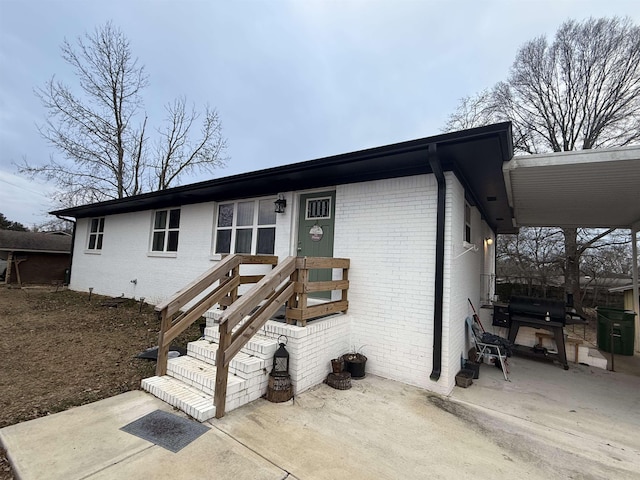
[305, 197, 332, 220]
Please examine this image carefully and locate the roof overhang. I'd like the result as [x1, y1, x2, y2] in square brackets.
[51, 122, 517, 234]
[0, 248, 70, 254]
[504, 146, 640, 229]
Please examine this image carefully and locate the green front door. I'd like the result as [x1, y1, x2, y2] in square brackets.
[297, 191, 336, 299]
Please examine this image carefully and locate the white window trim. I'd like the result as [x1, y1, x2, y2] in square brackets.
[85, 217, 105, 253]
[150, 208, 181, 253]
[213, 197, 277, 255]
[147, 251, 178, 258]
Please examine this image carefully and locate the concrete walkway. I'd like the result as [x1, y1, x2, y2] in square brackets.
[2, 356, 639, 479]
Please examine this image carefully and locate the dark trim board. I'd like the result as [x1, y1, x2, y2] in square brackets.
[51, 123, 516, 234]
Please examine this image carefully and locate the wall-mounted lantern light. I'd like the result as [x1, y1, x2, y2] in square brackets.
[485, 237, 494, 245]
[274, 195, 287, 214]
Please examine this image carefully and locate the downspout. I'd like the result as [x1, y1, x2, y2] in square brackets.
[632, 224, 639, 354]
[428, 144, 445, 381]
[57, 215, 76, 286]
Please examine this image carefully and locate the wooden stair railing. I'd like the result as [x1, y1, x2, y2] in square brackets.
[154, 254, 278, 376]
[214, 256, 298, 418]
[154, 253, 350, 419]
[213, 256, 350, 418]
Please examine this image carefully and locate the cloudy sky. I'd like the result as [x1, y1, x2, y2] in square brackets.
[1, 0, 639, 226]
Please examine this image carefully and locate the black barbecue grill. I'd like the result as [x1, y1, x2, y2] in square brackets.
[508, 296, 567, 326]
[506, 296, 570, 369]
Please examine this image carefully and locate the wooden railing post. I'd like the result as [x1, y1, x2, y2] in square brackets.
[156, 309, 172, 376]
[286, 267, 299, 325]
[296, 259, 309, 326]
[229, 264, 240, 304]
[341, 264, 349, 309]
[214, 321, 231, 418]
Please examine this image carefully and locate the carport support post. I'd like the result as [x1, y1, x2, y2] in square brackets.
[632, 224, 639, 355]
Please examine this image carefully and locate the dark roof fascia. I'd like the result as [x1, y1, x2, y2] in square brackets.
[50, 122, 515, 232]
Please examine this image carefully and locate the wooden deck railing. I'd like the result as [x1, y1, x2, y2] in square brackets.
[154, 254, 350, 418]
[154, 254, 278, 376]
[286, 256, 350, 326]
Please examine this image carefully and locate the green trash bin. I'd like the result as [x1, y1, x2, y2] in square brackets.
[597, 307, 636, 356]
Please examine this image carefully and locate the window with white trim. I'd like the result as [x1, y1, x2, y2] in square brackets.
[87, 217, 105, 250]
[214, 199, 276, 255]
[464, 202, 472, 243]
[151, 208, 181, 252]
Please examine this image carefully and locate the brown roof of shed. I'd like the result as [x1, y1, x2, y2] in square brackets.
[0, 230, 72, 253]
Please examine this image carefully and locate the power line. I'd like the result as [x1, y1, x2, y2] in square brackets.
[0, 177, 54, 198]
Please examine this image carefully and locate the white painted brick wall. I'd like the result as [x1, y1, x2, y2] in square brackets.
[70, 199, 279, 304]
[260, 316, 350, 394]
[332, 175, 443, 392]
[444, 174, 496, 394]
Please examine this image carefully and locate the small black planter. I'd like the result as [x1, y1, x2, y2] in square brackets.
[464, 360, 480, 379]
[343, 353, 367, 379]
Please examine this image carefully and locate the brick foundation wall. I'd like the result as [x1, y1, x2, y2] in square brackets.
[260, 316, 351, 394]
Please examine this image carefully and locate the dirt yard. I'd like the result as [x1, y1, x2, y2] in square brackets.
[0, 286, 201, 480]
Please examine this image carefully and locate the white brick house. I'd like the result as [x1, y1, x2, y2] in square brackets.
[52, 123, 515, 414]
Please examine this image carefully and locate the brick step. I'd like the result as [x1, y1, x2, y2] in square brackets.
[203, 308, 223, 322]
[187, 339, 267, 378]
[166, 356, 245, 396]
[203, 327, 278, 360]
[203, 303, 286, 324]
[141, 376, 216, 422]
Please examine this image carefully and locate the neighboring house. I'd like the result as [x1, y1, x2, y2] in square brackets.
[0, 230, 72, 285]
[609, 285, 640, 312]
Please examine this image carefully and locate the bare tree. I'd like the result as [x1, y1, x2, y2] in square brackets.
[154, 98, 226, 190]
[442, 90, 497, 132]
[495, 17, 640, 153]
[19, 22, 227, 207]
[445, 17, 640, 311]
[497, 228, 564, 297]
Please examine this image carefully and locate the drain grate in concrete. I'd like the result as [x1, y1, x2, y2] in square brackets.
[120, 409, 209, 453]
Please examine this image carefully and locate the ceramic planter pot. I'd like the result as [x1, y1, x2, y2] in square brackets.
[342, 353, 367, 379]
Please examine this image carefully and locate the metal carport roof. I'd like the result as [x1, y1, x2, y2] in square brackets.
[503, 146, 640, 229]
[503, 145, 640, 354]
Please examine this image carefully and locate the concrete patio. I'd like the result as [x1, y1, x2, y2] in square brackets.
[2, 356, 639, 480]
